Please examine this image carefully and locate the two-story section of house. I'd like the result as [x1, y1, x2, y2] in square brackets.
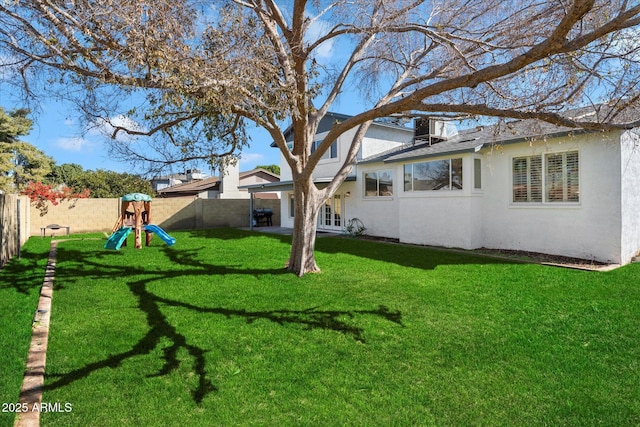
[252, 112, 414, 232]
[246, 108, 640, 266]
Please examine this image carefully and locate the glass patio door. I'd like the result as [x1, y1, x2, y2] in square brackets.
[318, 194, 343, 231]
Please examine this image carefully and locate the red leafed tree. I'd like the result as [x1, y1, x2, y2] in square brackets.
[21, 181, 90, 216]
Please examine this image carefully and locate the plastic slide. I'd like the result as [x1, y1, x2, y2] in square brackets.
[144, 224, 176, 246]
[104, 227, 132, 250]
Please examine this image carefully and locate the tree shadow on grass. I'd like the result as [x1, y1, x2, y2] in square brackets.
[43, 244, 404, 405]
[187, 228, 291, 244]
[54, 245, 291, 284]
[0, 239, 52, 294]
[314, 235, 516, 270]
[188, 228, 516, 271]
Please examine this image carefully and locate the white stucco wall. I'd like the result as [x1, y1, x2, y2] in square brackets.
[338, 132, 628, 263]
[395, 156, 482, 249]
[277, 119, 635, 264]
[358, 125, 413, 160]
[279, 150, 293, 181]
[480, 133, 623, 263]
[397, 195, 478, 248]
[280, 192, 294, 228]
[312, 125, 411, 180]
[279, 122, 412, 183]
[339, 173, 399, 238]
[343, 156, 482, 244]
[620, 130, 640, 263]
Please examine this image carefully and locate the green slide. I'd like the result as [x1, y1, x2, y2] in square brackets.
[104, 227, 132, 250]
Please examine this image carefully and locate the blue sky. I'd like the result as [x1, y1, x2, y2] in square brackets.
[0, 7, 369, 177]
[1, 87, 284, 176]
[0, 88, 370, 176]
[1, 68, 351, 178]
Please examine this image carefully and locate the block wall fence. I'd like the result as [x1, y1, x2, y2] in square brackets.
[27, 197, 281, 237]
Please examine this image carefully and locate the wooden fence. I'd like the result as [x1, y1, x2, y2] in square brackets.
[0, 194, 30, 268]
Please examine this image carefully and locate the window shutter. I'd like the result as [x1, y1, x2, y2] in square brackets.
[529, 156, 542, 202]
[545, 151, 579, 202]
[566, 152, 579, 202]
[513, 156, 542, 202]
[545, 153, 564, 202]
[513, 157, 528, 202]
[514, 152, 578, 204]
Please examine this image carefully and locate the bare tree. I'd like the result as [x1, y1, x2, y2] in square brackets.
[2, 0, 640, 275]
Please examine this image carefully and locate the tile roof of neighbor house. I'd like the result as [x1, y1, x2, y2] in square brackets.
[361, 104, 640, 164]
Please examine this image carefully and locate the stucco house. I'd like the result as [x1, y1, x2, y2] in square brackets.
[151, 168, 209, 192]
[246, 109, 640, 265]
[158, 165, 280, 199]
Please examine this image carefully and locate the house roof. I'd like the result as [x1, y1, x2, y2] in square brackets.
[266, 104, 638, 166]
[271, 112, 412, 147]
[360, 105, 632, 164]
[240, 175, 356, 193]
[158, 167, 280, 196]
[157, 176, 221, 196]
[239, 168, 280, 180]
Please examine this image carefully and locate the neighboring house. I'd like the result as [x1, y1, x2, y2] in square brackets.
[151, 169, 208, 192]
[245, 108, 640, 265]
[158, 165, 280, 199]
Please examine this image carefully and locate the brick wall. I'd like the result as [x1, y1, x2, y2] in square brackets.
[28, 197, 281, 236]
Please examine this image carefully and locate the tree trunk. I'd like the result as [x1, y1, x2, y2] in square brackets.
[286, 177, 323, 276]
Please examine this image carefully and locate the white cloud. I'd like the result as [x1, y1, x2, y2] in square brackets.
[305, 17, 335, 60]
[90, 115, 145, 142]
[55, 137, 89, 152]
[239, 152, 265, 166]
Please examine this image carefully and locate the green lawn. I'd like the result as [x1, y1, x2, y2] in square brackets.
[0, 237, 53, 427]
[3, 229, 640, 426]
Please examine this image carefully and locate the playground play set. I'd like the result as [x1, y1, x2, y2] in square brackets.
[105, 193, 176, 250]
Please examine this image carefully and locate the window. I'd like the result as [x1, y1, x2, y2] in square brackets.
[364, 169, 393, 197]
[513, 156, 542, 202]
[311, 140, 338, 160]
[546, 152, 579, 202]
[404, 158, 463, 191]
[474, 158, 482, 190]
[330, 141, 338, 159]
[289, 193, 295, 217]
[334, 195, 341, 227]
[512, 151, 579, 203]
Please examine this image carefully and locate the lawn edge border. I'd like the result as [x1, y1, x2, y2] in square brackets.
[14, 240, 58, 427]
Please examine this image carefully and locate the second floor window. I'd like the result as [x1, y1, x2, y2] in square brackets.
[311, 140, 338, 160]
